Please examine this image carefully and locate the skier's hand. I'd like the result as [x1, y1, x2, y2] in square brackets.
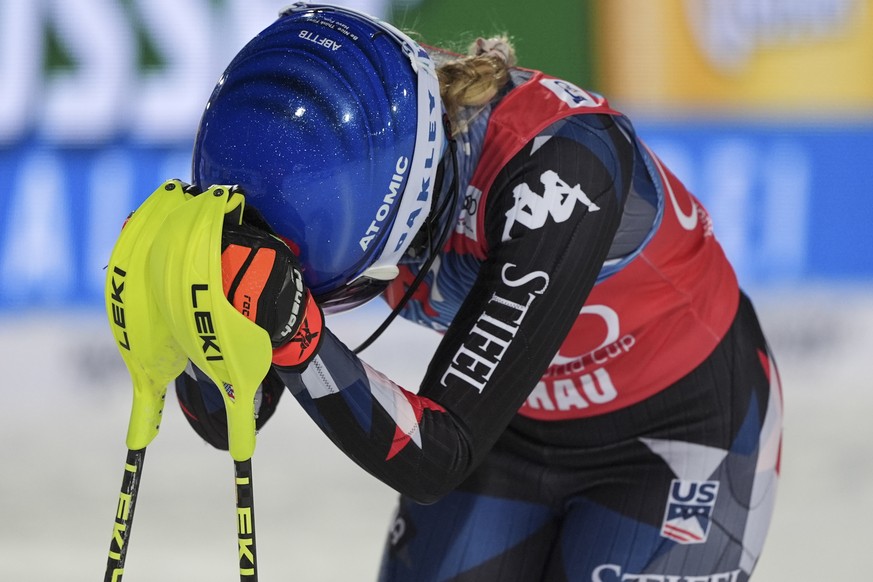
[221, 202, 323, 370]
[175, 366, 285, 451]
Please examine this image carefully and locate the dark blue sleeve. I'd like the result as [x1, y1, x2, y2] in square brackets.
[276, 113, 634, 503]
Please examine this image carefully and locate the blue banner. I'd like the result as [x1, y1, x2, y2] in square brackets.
[636, 121, 873, 287]
[1, 122, 872, 311]
[0, 140, 191, 310]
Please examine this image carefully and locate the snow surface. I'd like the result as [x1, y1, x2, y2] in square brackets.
[2, 288, 872, 581]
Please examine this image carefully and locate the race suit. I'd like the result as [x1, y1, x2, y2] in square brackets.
[178, 68, 782, 582]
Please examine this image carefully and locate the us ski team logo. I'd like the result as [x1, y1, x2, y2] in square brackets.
[502, 169, 600, 241]
[660, 479, 719, 544]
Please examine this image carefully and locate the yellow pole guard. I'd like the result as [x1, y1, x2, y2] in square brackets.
[104, 180, 192, 451]
[148, 185, 273, 461]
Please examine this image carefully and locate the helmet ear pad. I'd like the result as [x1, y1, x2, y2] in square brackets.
[192, 5, 445, 310]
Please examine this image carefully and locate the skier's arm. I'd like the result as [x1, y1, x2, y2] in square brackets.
[276, 114, 634, 502]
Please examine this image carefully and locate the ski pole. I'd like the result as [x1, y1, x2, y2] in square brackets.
[102, 180, 192, 581]
[102, 181, 273, 580]
[148, 185, 273, 580]
[235, 459, 258, 580]
[104, 449, 146, 582]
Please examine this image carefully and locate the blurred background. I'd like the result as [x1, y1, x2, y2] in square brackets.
[1, 0, 871, 579]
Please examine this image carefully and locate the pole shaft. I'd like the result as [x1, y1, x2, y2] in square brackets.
[104, 448, 146, 582]
[235, 459, 259, 581]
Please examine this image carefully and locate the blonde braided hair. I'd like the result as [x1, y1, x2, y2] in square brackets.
[436, 36, 517, 135]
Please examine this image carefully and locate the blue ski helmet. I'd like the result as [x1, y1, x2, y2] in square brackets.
[192, 3, 445, 312]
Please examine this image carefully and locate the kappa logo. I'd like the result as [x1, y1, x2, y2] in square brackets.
[502, 170, 600, 241]
[660, 479, 720, 544]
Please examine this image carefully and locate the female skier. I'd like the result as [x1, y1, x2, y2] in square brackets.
[175, 4, 782, 580]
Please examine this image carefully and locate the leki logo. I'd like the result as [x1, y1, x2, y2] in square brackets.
[502, 170, 600, 241]
[660, 479, 720, 544]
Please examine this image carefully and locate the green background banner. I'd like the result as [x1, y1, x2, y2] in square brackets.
[390, 0, 597, 88]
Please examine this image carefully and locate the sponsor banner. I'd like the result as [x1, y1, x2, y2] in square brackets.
[0, 0, 391, 312]
[0, 142, 191, 310]
[0, 0, 285, 312]
[635, 121, 873, 287]
[1, 2, 872, 310]
[2, 123, 873, 311]
[598, 0, 873, 114]
[0, 0, 393, 146]
[0, 0, 291, 146]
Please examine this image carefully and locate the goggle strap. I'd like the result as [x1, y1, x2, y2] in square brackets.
[354, 128, 460, 354]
